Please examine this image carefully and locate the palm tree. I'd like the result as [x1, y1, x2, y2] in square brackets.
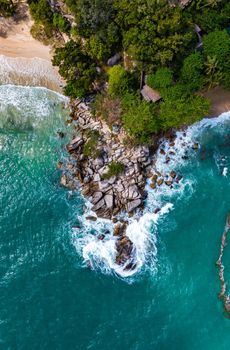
[205, 55, 223, 88]
[197, 0, 221, 10]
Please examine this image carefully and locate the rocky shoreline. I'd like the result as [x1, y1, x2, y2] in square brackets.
[59, 98, 198, 270]
[216, 213, 230, 318]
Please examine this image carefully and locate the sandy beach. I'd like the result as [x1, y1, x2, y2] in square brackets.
[0, 1, 63, 92]
[201, 86, 230, 117]
[0, 2, 230, 114]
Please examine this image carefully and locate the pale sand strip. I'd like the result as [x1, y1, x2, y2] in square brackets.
[0, 1, 63, 92]
[0, 0, 51, 60]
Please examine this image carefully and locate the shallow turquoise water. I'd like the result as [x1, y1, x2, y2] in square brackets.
[1, 85, 230, 349]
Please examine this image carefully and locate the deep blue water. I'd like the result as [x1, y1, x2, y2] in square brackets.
[1, 85, 230, 349]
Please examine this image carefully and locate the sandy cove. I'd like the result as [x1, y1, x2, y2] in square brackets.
[0, 1, 63, 92]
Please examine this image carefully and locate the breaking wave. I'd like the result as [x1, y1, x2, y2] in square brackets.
[72, 111, 230, 279]
[0, 84, 68, 131]
[0, 55, 63, 92]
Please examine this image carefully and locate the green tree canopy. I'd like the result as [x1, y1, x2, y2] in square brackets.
[114, 0, 194, 68]
[29, 0, 53, 24]
[180, 52, 204, 91]
[147, 67, 173, 92]
[0, 0, 17, 16]
[108, 65, 136, 97]
[203, 30, 230, 66]
[53, 13, 71, 33]
[159, 95, 210, 130]
[52, 40, 97, 97]
[121, 93, 159, 143]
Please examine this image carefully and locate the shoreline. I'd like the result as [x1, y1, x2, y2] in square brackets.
[0, 1, 63, 92]
[201, 86, 230, 118]
[1, 5, 230, 274]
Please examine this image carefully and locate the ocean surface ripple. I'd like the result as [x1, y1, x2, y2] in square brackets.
[1, 84, 230, 349]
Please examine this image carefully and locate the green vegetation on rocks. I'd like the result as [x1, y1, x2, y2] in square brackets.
[103, 162, 125, 179]
[121, 93, 159, 144]
[82, 130, 100, 158]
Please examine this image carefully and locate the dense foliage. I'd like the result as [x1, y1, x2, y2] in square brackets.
[159, 95, 210, 129]
[180, 52, 204, 91]
[147, 68, 173, 92]
[28, 0, 71, 42]
[28, 0, 230, 142]
[121, 94, 159, 143]
[0, 0, 17, 16]
[52, 40, 97, 97]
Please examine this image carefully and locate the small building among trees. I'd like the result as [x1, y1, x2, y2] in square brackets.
[141, 85, 162, 103]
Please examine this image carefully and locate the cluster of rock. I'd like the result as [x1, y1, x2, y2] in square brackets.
[149, 170, 183, 190]
[60, 98, 153, 221]
[113, 223, 136, 270]
[59, 98, 199, 271]
[216, 213, 230, 317]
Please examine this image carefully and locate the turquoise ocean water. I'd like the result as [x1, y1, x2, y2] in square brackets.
[1, 84, 230, 349]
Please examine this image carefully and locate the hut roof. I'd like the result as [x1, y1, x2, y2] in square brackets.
[169, 0, 192, 8]
[141, 85, 161, 103]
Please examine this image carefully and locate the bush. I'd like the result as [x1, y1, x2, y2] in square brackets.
[29, 0, 53, 24]
[93, 93, 122, 126]
[159, 95, 210, 130]
[147, 67, 173, 93]
[108, 65, 131, 98]
[53, 13, 71, 33]
[30, 22, 54, 45]
[0, 0, 17, 16]
[82, 130, 100, 158]
[180, 52, 204, 92]
[121, 93, 159, 143]
[161, 83, 189, 100]
[203, 30, 230, 67]
[86, 35, 111, 61]
[103, 162, 124, 179]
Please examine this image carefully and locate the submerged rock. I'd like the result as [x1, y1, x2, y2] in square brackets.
[192, 142, 199, 150]
[115, 236, 136, 269]
[86, 215, 97, 221]
[170, 171, 176, 178]
[157, 178, 164, 186]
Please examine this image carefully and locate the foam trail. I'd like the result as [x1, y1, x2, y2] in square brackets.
[73, 203, 173, 278]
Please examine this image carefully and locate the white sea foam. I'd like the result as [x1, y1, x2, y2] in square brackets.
[0, 84, 68, 130]
[73, 111, 230, 278]
[0, 55, 63, 92]
[223, 167, 228, 177]
[73, 202, 173, 278]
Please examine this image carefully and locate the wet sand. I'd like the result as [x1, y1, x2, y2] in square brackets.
[201, 86, 230, 118]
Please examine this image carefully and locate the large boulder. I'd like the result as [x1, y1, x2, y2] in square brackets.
[107, 53, 121, 66]
[91, 191, 103, 205]
[92, 198, 105, 211]
[115, 236, 136, 269]
[104, 194, 114, 209]
[67, 136, 84, 152]
[127, 199, 142, 212]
